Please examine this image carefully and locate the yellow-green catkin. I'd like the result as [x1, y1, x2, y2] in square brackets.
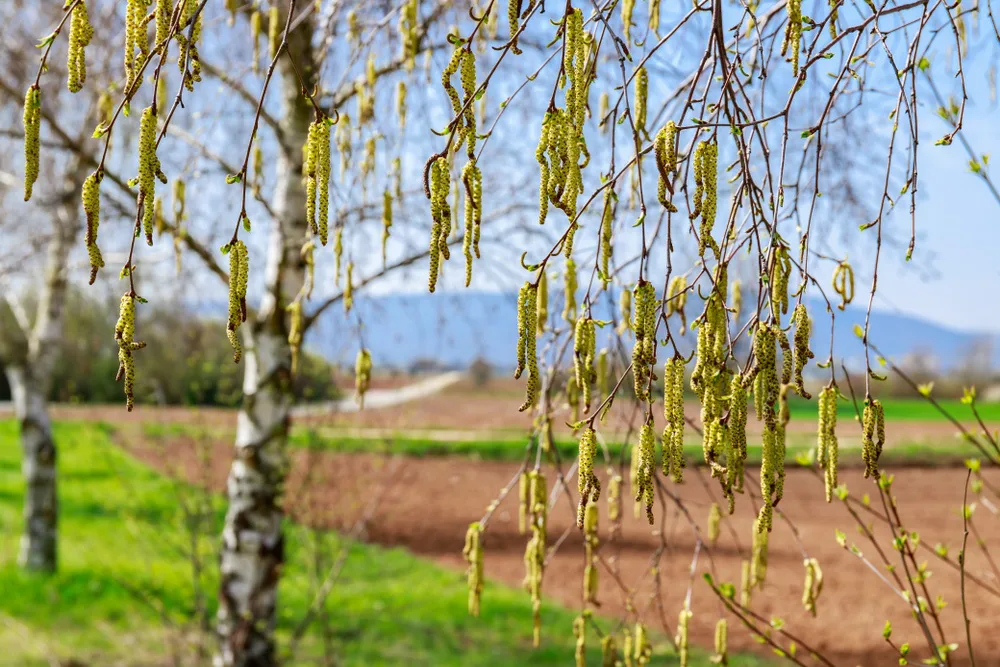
[583, 500, 599, 604]
[662, 355, 686, 483]
[138, 106, 160, 246]
[607, 473, 622, 523]
[599, 189, 614, 288]
[381, 189, 393, 268]
[23, 86, 41, 201]
[598, 91, 609, 133]
[398, 0, 419, 69]
[563, 258, 578, 324]
[536, 270, 549, 335]
[124, 0, 147, 93]
[460, 50, 478, 158]
[574, 612, 589, 667]
[666, 274, 688, 333]
[114, 294, 145, 411]
[634, 67, 648, 136]
[515, 282, 540, 412]
[740, 559, 753, 607]
[728, 382, 748, 498]
[832, 261, 855, 310]
[82, 171, 104, 285]
[268, 6, 281, 59]
[518, 471, 530, 534]
[428, 157, 451, 292]
[633, 419, 655, 524]
[816, 385, 839, 501]
[523, 469, 548, 646]
[750, 516, 769, 590]
[676, 605, 693, 667]
[461, 160, 483, 286]
[463, 522, 484, 616]
[577, 427, 601, 527]
[618, 287, 632, 335]
[508, 0, 523, 54]
[250, 9, 262, 72]
[304, 118, 331, 244]
[344, 262, 354, 313]
[861, 398, 886, 479]
[67, 1, 94, 93]
[225, 241, 249, 363]
[791, 304, 813, 397]
[714, 618, 728, 666]
[154, 0, 170, 54]
[802, 557, 823, 616]
[332, 227, 343, 287]
[596, 347, 609, 403]
[355, 348, 372, 408]
[782, 0, 803, 77]
[396, 80, 408, 130]
[621, 0, 635, 44]
[300, 241, 315, 299]
[707, 502, 721, 545]
[731, 279, 743, 321]
[601, 634, 618, 667]
[634, 622, 651, 666]
[631, 281, 658, 402]
[177, 0, 203, 90]
[692, 141, 719, 258]
[573, 316, 597, 412]
[654, 121, 678, 212]
[769, 245, 791, 317]
[649, 0, 662, 32]
[287, 299, 303, 374]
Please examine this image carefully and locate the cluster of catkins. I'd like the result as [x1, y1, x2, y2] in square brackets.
[114, 294, 146, 411]
[521, 469, 548, 646]
[573, 316, 597, 411]
[802, 557, 824, 616]
[535, 9, 590, 233]
[515, 282, 540, 411]
[816, 385, 840, 501]
[862, 398, 886, 478]
[653, 121, 678, 211]
[662, 356, 686, 483]
[67, 1, 93, 93]
[226, 241, 249, 363]
[631, 281, 657, 401]
[304, 117, 332, 245]
[782, 0, 804, 77]
[690, 141, 719, 258]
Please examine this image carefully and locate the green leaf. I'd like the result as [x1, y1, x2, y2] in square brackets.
[883, 620, 893, 639]
[852, 324, 864, 339]
[917, 56, 931, 71]
[226, 173, 242, 184]
[242, 215, 251, 232]
[917, 382, 934, 397]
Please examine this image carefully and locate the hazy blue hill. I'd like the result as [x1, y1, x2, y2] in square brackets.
[306, 290, 998, 371]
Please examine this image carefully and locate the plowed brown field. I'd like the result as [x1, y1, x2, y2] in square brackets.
[118, 427, 1000, 667]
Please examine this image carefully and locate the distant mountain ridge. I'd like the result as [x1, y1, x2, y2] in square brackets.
[307, 290, 999, 371]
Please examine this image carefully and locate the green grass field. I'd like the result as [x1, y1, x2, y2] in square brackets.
[135, 418, 985, 466]
[0, 420, 770, 666]
[785, 396, 1000, 422]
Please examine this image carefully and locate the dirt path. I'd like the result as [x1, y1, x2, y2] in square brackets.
[118, 429, 1000, 666]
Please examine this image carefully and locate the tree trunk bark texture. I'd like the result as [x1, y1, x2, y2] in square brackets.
[7, 367, 57, 571]
[215, 7, 315, 666]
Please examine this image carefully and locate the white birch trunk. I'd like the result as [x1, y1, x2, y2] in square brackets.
[6, 366, 57, 571]
[215, 8, 315, 665]
[4, 171, 79, 572]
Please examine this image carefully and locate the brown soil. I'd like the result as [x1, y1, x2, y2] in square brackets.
[118, 428, 1000, 666]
